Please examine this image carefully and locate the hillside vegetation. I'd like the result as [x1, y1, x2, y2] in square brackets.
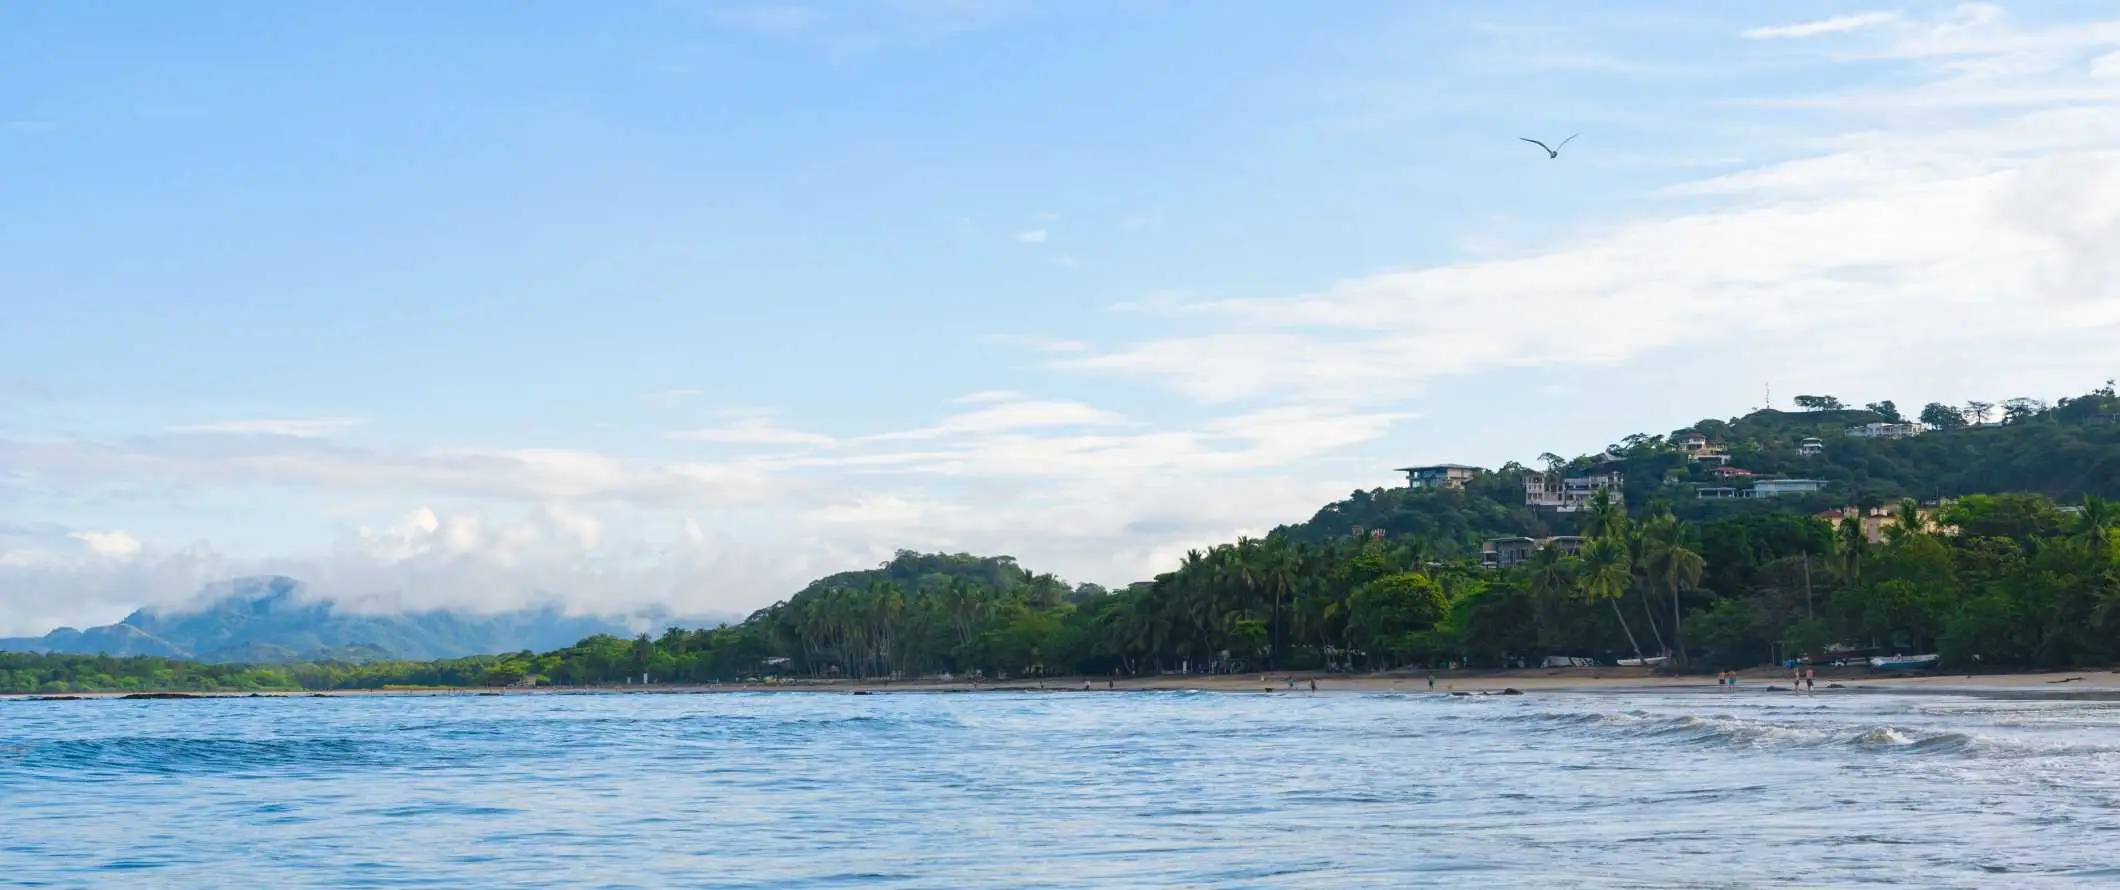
[8, 385, 2119, 693]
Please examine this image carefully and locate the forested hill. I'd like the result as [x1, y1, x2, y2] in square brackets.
[10, 386, 2118, 694]
[1284, 384, 2120, 558]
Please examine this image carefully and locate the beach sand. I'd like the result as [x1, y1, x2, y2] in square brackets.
[16, 666, 2120, 700]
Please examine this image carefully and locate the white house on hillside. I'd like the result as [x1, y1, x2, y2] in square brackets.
[1524, 471, 1624, 512]
[1846, 422, 1924, 439]
[1397, 464, 1483, 490]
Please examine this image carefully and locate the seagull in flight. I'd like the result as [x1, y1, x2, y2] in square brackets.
[1519, 133, 1579, 159]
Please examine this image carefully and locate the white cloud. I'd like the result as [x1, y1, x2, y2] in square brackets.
[1056, 67, 2120, 410]
[668, 417, 835, 446]
[950, 389, 1024, 404]
[858, 398, 1127, 442]
[1015, 228, 1047, 244]
[2093, 50, 2120, 77]
[1743, 11, 1900, 40]
[67, 530, 142, 558]
[0, 436, 786, 508]
[169, 418, 366, 438]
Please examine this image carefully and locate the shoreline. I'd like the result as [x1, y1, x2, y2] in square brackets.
[11, 666, 2119, 701]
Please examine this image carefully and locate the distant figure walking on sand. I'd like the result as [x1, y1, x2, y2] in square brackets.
[1309, 679, 1318, 693]
[1805, 668, 1816, 694]
[1427, 673, 1436, 691]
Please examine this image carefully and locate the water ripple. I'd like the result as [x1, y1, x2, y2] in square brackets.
[2, 689, 2117, 887]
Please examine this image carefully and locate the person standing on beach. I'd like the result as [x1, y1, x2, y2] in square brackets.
[1309, 678, 1317, 693]
[1804, 668, 1816, 694]
[1427, 673, 1436, 691]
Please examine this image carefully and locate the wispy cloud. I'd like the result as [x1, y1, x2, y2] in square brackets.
[1052, 11, 2120, 409]
[1014, 228, 1048, 244]
[168, 418, 366, 438]
[667, 417, 835, 447]
[67, 530, 141, 558]
[1743, 11, 1901, 40]
[3, 120, 57, 133]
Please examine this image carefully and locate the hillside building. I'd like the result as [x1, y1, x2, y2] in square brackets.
[1397, 464, 1483, 490]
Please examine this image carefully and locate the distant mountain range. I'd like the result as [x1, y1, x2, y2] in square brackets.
[0, 576, 705, 663]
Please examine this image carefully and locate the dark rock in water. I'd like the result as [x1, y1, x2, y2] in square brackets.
[1764, 685, 1788, 692]
[1450, 691, 1471, 697]
[308, 693, 330, 698]
[1500, 688, 1524, 695]
[27, 695, 84, 701]
[852, 690, 873, 696]
[121, 692, 204, 699]
[1826, 683, 1846, 689]
[247, 693, 266, 697]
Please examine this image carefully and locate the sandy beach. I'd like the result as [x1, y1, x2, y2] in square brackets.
[15, 665, 2120, 701]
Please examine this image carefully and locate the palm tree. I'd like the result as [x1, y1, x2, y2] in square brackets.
[1578, 537, 1646, 662]
[1642, 514, 1706, 667]
[1836, 514, 1868, 587]
[1584, 489, 1629, 542]
[1625, 524, 1668, 655]
[1887, 498, 1929, 543]
[1526, 545, 1578, 649]
[2074, 495, 2115, 565]
[1254, 537, 1299, 668]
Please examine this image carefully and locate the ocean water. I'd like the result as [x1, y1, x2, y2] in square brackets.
[4, 688, 2119, 889]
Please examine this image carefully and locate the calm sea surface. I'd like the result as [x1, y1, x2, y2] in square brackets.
[5, 687, 2119, 888]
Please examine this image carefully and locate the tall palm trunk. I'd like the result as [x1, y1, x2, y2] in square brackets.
[1609, 598, 1646, 662]
[1670, 582, 1685, 669]
[1636, 583, 1667, 655]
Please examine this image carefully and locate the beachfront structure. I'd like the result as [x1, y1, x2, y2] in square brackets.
[1846, 421, 1925, 439]
[1749, 478, 1828, 498]
[1397, 464, 1483, 490]
[1798, 437, 1825, 456]
[1673, 431, 1710, 453]
[1524, 471, 1624, 512]
[1481, 535, 1586, 568]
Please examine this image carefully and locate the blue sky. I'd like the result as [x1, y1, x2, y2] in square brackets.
[5, 1, 2120, 632]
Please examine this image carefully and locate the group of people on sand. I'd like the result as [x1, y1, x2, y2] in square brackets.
[1714, 668, 1817, 693]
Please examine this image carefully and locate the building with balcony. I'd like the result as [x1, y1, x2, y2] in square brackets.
[1846, 422, 1925, 439]
[1749, 478, 1828, 498]
[1481, 535, 1587, 568]
[1397, 464, 1484, 490]
[1524, 471, 1624, 512]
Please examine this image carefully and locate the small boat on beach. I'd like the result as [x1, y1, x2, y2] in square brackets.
[1617, 655, 1670, 667]
[1867, 653, 1939, 670]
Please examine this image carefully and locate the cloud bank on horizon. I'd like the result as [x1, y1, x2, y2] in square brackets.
[3, 2, 2118, 634]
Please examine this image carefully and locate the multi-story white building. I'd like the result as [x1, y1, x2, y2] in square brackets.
[1846, 422, 1925, 439]
[1524, 471, 1624, 512]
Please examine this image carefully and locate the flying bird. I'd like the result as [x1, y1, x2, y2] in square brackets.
[1519, 133, 1579, 159]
